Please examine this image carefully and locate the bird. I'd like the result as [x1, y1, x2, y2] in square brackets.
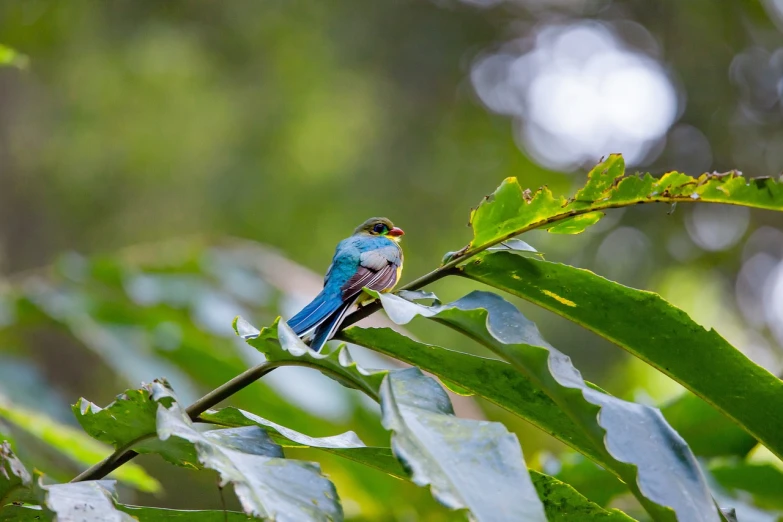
[287, 217, 404, 352]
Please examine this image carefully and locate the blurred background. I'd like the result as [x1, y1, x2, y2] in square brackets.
[1, 0, 783, 520]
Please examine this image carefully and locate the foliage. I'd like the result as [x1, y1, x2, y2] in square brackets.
[2, 155, 783, 521]
[0, 43, 27, 69]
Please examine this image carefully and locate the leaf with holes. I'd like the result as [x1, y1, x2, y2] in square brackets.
[468, 154, 783, 252]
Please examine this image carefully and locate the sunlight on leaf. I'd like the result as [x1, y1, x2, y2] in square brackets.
[547, 211, 604, 234]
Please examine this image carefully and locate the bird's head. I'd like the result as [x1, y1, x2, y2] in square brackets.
[354, 217, 405, 242]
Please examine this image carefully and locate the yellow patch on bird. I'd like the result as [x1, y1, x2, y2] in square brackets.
[383, 264, 404, 293]
[541, 289, 576, 307]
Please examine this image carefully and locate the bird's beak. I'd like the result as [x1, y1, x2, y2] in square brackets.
[388, 227, 405, 237]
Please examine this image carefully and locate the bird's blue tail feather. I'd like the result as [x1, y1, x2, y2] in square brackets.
[309, 299, 355, 352]
[287, 290, 343, 336]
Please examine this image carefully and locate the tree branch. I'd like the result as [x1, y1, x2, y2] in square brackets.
[71, 362, 277, 483]
[70, 251, 467, 483]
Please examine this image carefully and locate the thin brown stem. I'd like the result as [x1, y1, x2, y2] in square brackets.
[70, 253, 466, 484]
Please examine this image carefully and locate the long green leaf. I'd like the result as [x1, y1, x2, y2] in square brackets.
[339, 326, 608, 468]
[469, 154, 783, 252]
[549, 453, 629, 507]
[461, 252, 783, 461]
[201, 407, 406, 479]
[709, 458, 783, 510]
[661, 393, 757, 458]
[118, 505, 256, 521]
[530, 471, 636, 521]
[370, 289, 719, 521]
[380, 367, 547, 522]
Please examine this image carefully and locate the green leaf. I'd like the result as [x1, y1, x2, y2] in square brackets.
[2, 504, 258, 521]
[547, 212, 604, 234]
[0, 400, 160, 493]
[118, 505, 257, 520]
[203, 407, 632, 521]
[719, 508, 738, 522]
[36, 479, 134, 521]
[661, 393, 756, 458]
[76, 379, 344, 520]
[530, 470, 637, 521]
[709, 457, 783, 510]
[3, 474, 135, 522]
[370, 289, 719, 522]
[469, 154, 783, 252]
[73, 381, 199, 468]
[550, 453, 629, 507]
[380, 367, 547, 522]
[1, 441, 32, 507]
[461, 252, 783, 462]
[202, 406, 365, 449]
[158, 401, 343, 521]
[487, 238, 541, 255]
[201, 407, 406, 478]
[0, 505, 44, 521]
[339, 326, 608, 469]
[235, 317, 387, 400]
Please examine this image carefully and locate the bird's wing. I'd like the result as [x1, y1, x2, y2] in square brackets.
[359, 246, 400, 269]
[288, 240, 357, 335]
[340, 246, 401, 299]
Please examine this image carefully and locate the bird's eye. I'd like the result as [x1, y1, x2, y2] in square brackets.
[372, 223, 387, 234]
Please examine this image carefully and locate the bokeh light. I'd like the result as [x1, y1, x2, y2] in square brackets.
[472, 21, 679, 170]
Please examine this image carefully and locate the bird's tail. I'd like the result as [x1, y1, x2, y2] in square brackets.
[287, 290, 343, 336]
[309, 298, 357, 352]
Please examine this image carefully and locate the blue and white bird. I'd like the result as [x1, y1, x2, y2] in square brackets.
[287, 217, 405, 352]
